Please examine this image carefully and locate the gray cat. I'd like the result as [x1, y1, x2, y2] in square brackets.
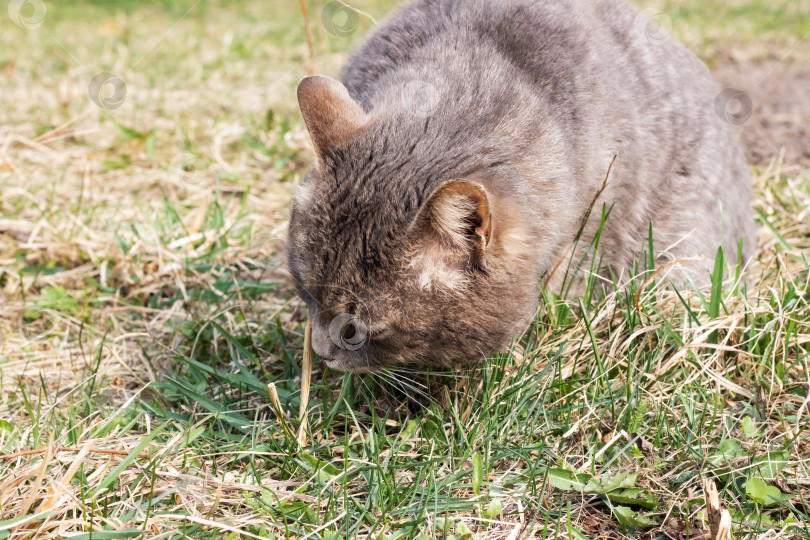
[287, 0, 756, 372]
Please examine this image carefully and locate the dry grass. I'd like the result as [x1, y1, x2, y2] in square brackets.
[1, 0, 809, 538]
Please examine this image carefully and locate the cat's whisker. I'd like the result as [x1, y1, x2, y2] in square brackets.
[388, 377, 438, 405]
[392, 366, 477, 378]
[377, 368, 421, 395]
[382, 368, 429, 390]
[359, 374, 380, 402]
[399, 382, 436, 404]
[393, 370, 472, 381]
[368, 372, 395, 402]
[378, 369, 434, 403]
[374, 370, 414, 401]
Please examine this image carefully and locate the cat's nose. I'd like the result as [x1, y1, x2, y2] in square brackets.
[310, 325, 335, 359]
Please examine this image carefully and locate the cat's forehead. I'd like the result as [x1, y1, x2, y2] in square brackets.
[298, 141, 434, 252]
[294, 178, 408, 300]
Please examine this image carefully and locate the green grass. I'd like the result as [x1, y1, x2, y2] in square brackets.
[652, 0, 810, 53]
[1, 0, 809, 538]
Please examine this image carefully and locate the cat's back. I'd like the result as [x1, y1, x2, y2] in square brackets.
[338, 0, 755, 273]
[339, 0, 701, 105]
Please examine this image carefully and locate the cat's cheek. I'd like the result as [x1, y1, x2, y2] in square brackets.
[407, 244, 468, 292]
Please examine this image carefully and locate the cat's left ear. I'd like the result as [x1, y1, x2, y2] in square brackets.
[409, 180, 493, 288]
[297, 75, 368, 159]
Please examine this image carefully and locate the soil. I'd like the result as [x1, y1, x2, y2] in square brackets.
[712, 59, 810, 168]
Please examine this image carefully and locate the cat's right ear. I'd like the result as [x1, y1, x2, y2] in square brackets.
[408, 180, 493, 291]
[297, 76, 368, 160]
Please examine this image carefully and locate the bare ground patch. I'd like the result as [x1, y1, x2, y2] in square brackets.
[714, 58, 810, 168]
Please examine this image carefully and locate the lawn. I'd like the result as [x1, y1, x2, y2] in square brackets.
[0, 0, 809, 538]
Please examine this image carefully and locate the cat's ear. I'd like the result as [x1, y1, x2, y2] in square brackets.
[297, 75, 368, 158]
[425, 181, 493, 251]
[409, 181, 493, 288]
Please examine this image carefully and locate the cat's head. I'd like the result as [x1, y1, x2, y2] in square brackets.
[287, 75, 540, 372]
